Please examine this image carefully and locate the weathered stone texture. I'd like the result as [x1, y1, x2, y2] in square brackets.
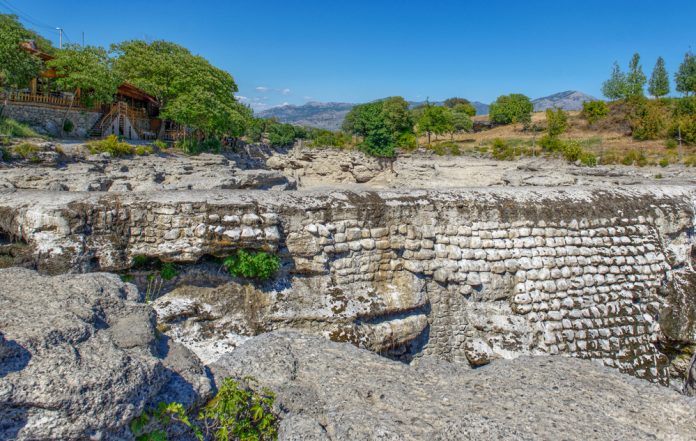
[1, 186, 695, 386]
[2, 103, 101, 138]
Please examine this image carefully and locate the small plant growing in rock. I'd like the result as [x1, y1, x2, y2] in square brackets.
[152, 139, 168, 150]
[159, 262, 178, 281]
[130, 377, 278, 441]
[223, 250, 280, 280]
[63, 119, 74, 134]
[135, 145, 154, 156]
[12, 142, 41, 161]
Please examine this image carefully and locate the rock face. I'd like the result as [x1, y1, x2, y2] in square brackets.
[2, 103, 102, 138]
[1, 186, 696, 391]
[0, 150, 294, 192]
[211, 332, 696, 441]
[0, 268, 213, 440]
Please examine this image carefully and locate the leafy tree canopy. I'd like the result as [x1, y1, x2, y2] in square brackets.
[417, 105, 454, 142]
[444, 97, 476, 116]
[343, 101, 396, 157]
[602, 62, 628, 101]
[626, 53, 646, 98]
[648, 56, 670, 98]
[0, 14, 44, 88]
[675, 51, 696, 96]
[112, 40, 249, 137]
[47, 44, 121, 107]
[489, 94, 533, 125]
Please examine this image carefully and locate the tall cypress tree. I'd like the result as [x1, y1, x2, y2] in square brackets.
[675, 51, 696, 96]
[626, 53, 646, 98]
[648, 57, 670, 98]
[601, 62, 628, 100]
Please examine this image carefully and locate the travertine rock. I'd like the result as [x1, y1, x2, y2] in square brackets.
[0, 268, 213, 440]
[210, 332, 696, 441]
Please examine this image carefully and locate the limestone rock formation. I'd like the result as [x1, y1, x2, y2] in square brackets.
[0, 268, 213, 440]
[211, 332, 696, 441]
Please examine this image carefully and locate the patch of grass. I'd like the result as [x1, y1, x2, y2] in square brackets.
[176, 138, 221, 155]
[12, 142, 41, 161]
[0, 117, 40, 138]
[655, 173, 663, 179]
[159, 262, 178, 281]
[659, 158, 669, 168]
[135, 145, 153, 156]
[88, 135, 134, 157]
[223, 250, 281, 280]
[152, 139, 168, 150]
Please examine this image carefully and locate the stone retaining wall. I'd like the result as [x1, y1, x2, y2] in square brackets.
[0, 187, 694, 387]
[1, 102, 101, 138]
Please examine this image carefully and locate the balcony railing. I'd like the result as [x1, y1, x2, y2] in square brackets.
[1, 91, 96, 110]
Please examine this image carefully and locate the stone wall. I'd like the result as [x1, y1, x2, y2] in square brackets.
[2, 102, 102, 138]
[0, 186, 695, 388]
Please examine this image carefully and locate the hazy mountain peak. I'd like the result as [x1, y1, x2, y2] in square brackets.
[532, 91, 598, 112]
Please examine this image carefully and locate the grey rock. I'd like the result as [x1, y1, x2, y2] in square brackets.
[0, 268, 213, 440]
[211, 332, 696, 441]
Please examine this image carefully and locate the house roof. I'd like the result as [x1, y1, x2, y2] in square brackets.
[117, 82, 158, 104]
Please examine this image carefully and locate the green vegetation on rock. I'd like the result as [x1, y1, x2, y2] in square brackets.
[223, 250, 281, 280]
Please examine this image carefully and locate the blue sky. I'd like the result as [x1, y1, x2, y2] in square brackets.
[2, 0, 695, 111]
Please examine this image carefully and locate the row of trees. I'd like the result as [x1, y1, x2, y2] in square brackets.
[0, 14, 251, 140]
[341, 97, 477, 157]
[602, 52, 696, 100]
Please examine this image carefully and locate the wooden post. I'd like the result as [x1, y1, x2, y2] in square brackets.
[30, 78, 37, 96]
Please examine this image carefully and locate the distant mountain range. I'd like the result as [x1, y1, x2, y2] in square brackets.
[258, 91, 597, 131]
[532, 91, 597, 112]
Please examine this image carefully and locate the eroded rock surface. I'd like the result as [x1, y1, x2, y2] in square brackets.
[211, 332, 696, 441]
[0, 268, 213, 440]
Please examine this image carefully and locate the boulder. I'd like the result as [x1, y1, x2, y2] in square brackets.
[0, 268, 213, 440]
[210, 332, 696, 441]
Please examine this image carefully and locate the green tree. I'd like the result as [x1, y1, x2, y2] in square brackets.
[113, 40, 250, 139]
[342, 101, 395, 158]
[581, 101, 609, 125]
[648, 56, 670, 98]
[444, 97, 476, 116]
[451, 106, 473, 133]
[626, 53, 646, 98]
[602, 62, 628, 100]
[47, 44, 121, 107]
[675, 51, 696, 96]
[488, 94, 533, 125]
[417, 105, 453, 143]
[381, 96, 413, 134]
[545, 108, 568, 137]
[0, 14, 43, 88]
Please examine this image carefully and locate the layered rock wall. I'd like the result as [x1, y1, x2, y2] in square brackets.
[0, 187, 695, 386]
[2, 102, 101, 138]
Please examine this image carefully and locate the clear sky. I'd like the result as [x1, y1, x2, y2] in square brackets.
[2, 0, 694, 110]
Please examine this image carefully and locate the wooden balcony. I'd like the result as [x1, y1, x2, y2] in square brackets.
[1, 91, 97, 110]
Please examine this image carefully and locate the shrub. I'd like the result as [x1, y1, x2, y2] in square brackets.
[268, 123, 298, 147]
[491, 138, 515, 160]
[0, 147, 10, 162]
[307, 129, 350, 148]
[0, 117, 40, 138]
[621, 150, 648, 166]
[581, 101, 609, 125]
[655, 173, 663, 179]
[12, 142, 40, 161]
[674, 96, 696, 117]
[683, 154, 696, 167]
[579, 152, 597, 167]
[131, 377, 278, 441]
[152, 139, 168, 150]
[539, 134, 564, 152]
[630, 100, 668, 140]
[672, 115, 696, 145]
[545, 108, 568, 137]
[665, 139, 678, 149]
[223, 250, 281, 280]
[176, 138, 221, 155]
[62, 119, 74, 133]
[659, 158, 669, 167]
[561, 141, 583, 162]
[159, 262, 178, 281]
[88, 135, 135, 156]
[135, 145, 153, 156]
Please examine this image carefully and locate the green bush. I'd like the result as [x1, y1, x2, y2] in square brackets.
[223, 250, 281, 280]
[267, 123, 298, 147]
[674, 96, 696, 117]
[561, 141, 583, 162]
[152, 139, 168, 150]
[159, 262, 178, 281]
[621, 150, 648, 166]
[135, 145, 154, 156]
[12, 142, 40, 161]
[491, 138, 515, 160]
[659, 158, 669, 167]
[0, 147, 10, 161]
[132, 377, 278, 441]
[581, 101, 609, 125]
[88, 135, 135, 156]
[63, 119, 74, 133]
[0, 117, 40, 138]
[665, 139, 678, 149]
[545, 108, 568, 137]
[631, 100, 668, 140]
[307, 129, 350, 148]
[176, 138, 221, 155]
[672, 115, 696, 145]
[539, 134, 564, 152]
[489, 94, 533, 125]
[579, 152, 597, 167]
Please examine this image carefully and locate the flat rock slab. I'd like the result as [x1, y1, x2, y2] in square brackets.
[211, 332, 696, 441]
